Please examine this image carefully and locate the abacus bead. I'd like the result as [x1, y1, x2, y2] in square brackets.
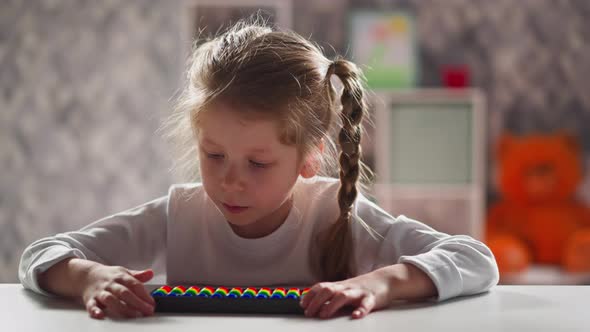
[170, 286, 186, 296]
[271, 288, 286, 299]
[242, 288, 257, 298]
[228, 288, 243, 298]
[184, 287, 199, 296]
[256, 288, 271, 299]
[198, 287, 214, 297]
[212, 288, 228, 298]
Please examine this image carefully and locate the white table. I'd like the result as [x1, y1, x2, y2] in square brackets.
[1, 284, 589, 331]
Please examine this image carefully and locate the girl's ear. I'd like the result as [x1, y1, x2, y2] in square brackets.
[299, 140, 324, 179]
[300, 160, 319, 178]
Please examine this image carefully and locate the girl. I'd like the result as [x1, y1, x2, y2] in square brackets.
[19, 20, 498, 320]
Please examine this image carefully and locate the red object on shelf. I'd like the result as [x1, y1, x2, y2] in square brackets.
[442, 64, 470, 88]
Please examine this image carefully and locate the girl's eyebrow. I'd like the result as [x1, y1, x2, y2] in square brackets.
[248, 146, 272, 153]
[201, 137, 220, 146]
[201, 137, 272, 154]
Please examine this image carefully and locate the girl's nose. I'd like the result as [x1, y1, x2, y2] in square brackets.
[220, 164, 246, 192]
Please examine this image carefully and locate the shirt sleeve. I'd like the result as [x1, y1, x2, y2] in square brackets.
[354, 196, 499, 302]
[18, 194, 169, 297]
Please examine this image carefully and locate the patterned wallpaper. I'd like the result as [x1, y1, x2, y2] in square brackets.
[0, 0, 183, 282]
[2, 0, 590, 282]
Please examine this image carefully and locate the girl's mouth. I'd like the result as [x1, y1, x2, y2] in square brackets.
[223, 203, 249, 214]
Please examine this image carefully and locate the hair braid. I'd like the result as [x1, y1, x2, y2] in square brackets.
[316, 58, 366, 281]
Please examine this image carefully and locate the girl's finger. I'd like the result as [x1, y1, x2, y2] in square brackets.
[86, 297, 105, 319]
[305, 286, 338, 317]
[352, 294, 376, 319]
[128, 269, 154, 283]
[107, 282, 154, 316]
[319, 289, 363, 318]
[96, 290, 140, 319]
[121, 274, 156, 307]
[300, 288, 313, 308]
[301, 283, 333, 309]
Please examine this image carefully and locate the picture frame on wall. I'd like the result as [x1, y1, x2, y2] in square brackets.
[349, 11, 418, 89]
[371, 88, 486, 239]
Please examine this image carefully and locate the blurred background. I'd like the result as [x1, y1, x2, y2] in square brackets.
[2, 0, 590, 284]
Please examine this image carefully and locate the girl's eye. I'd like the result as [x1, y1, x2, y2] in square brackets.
[206, 153, 224, 160]
[249, 160, 269, 168]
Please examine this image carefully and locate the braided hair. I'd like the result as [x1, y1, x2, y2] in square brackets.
[313, 59, 367, 281]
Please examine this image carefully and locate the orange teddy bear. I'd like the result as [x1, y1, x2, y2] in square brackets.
[486, 133, 590, 274]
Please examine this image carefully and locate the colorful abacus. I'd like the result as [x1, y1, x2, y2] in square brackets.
[151, 286, 310, 314]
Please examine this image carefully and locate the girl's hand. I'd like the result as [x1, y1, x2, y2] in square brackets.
[299, 270, 393, 319]
[81, 264, 156, 320]
[300, 263, 437, 319]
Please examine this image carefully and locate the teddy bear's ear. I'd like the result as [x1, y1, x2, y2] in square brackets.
[557, 131, 580, 153]
[497, 133, 516, 159]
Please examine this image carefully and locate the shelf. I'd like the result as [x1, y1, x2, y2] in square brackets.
[500, 265, 590, 285]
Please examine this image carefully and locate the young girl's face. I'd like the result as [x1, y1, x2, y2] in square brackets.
[196, 102, 304, 238]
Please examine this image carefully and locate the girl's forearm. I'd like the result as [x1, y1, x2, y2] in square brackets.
[372, 263, 438, 302]
[38, 257, 100, 298]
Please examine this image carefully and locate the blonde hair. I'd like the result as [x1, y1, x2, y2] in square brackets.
[160, 18, 376, 281]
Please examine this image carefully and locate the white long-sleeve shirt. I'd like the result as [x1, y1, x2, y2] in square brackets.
[19, 176, 499, 301]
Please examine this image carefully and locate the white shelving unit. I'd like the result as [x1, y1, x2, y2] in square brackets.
[371, 88, 486, 240]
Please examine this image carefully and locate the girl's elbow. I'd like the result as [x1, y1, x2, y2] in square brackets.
[479, 244, 500, 289]
[461, 238, 500, 290]
[489, 256, 501, 288]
